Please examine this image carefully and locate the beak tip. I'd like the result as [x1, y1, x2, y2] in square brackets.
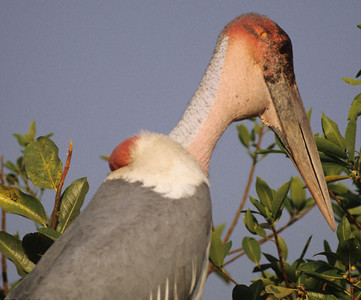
[327, 222, 336, 232]
[328, 217, 336, 232]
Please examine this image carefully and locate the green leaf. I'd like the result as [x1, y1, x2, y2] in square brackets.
[263, 252, 278, 264]
[237, 124, 250, 148]
[24, 137, 63, 190]
[336, 216, 352, 243]
[0, 184, 48, 226]
[314, 136, 347, 159]
[275, 135, 286, 153]
[277, 235, 288, 262]
[313, 251, 340, 265]
[23, 121, 36, 144]
[249, 280, 264, 300]
[22, 232, 54, 264]
[255, 177, 273, 211]
[209, 225, 230, 267]
[294, 236, 312, 269]
[345, 119, 356, 161]
[37, 227, 61, 241]
[249, 196, 266, 217]
[242, 236, 261, 265]
[324, 239, 331, 252]
[232, 285, 252, 300]
[265, 285, 296, 298]
[322, 241, 338, 268]
[337, 238, 361, 266]
[256, 149, 284, 155]
[342, 77, 361, 85]
[4, 161, 18, 173]
[244, 209, 256, 234]
[243, 210, 267, 237]
[345, 94, 361, 161]
[224, 240, 232, 257]
[348, 93, 361, 120]
[307, 107, 312, 121]
[56, 177, 89, 233]
[306, 291, 339, 300]
[0, 231, 35, 277]
[100, 155, 110, 161]
[13, 122, 37, 147]
[254, 122, 261, 135]
[298, 261, 344, 282]
[255, 225, 266, 238]
[13, 134, 27, 147]
[290, 176, 306, 211]
[210, 235, 223, 267]
[272, 181, 290, 220]
[324, 175, 349, 184]
[321, 113, 346, 151]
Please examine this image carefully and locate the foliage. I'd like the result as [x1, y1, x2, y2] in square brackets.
[208, 71, 361, 299]
[0, 122, 88, 294]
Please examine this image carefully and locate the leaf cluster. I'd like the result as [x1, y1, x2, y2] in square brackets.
[0, 122, 89, 288]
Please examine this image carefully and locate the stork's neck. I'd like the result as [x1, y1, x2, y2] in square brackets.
[169, 34, 269, 174]
[169, 37, 229, 173]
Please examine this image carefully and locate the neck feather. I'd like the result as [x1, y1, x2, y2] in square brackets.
[169, 37, 229, 173]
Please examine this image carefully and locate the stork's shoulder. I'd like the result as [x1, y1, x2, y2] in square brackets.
[106, 131, 209, 199]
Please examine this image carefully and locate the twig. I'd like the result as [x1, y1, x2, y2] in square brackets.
[7, 162, 38, 197]
[0, 157, 8, 294]
[222, 204, 315, 267]
[0, 156, 5, 185]
[7, 162, 24, 187]
[51, 140, 73, 230]
[23, 177, 36, 197]
[348, 261, 355, 300]
[1, 209, 7, 295]
[223, 125, 265, 245]
[271, 223, 293, 300]
[329, 188, 361, 230]
[211, 264, 238, 285]
[272, 225, 289, 288]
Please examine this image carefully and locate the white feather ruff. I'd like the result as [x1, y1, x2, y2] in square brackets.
[106, 131, 209, 199]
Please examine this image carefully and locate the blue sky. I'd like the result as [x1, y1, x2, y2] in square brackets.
[1, 1, 360, 298]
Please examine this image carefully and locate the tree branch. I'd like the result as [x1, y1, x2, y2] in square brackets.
[272, 225, 290, 288]
[211, 264, 238, 285]
[223, 125, 265, 245]
[0, 157, 8, 294]
[51, 140, 73, 229]
[329, 187, 361, 230]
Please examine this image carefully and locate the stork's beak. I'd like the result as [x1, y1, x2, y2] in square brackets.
[266, 79, 335, 231]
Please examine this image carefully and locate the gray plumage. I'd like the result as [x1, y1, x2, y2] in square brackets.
[7, 179, 211, 299]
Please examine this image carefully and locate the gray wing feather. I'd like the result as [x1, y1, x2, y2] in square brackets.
[7, 179, 211, 300]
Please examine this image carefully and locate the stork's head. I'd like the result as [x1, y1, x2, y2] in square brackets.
[205, 13, 297, 123]
[211, 13, 335, 230]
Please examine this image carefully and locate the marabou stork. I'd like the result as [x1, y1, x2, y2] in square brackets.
[7, 13, 335, 300]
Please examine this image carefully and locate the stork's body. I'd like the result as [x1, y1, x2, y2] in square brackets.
[8, 13, 334, 300]
[10, 133, 211, 299]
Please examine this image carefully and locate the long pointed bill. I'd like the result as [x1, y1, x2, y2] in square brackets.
[267, 79, 335, 231]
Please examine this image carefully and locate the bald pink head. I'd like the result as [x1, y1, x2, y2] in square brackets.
[222, 13, 295, 86]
